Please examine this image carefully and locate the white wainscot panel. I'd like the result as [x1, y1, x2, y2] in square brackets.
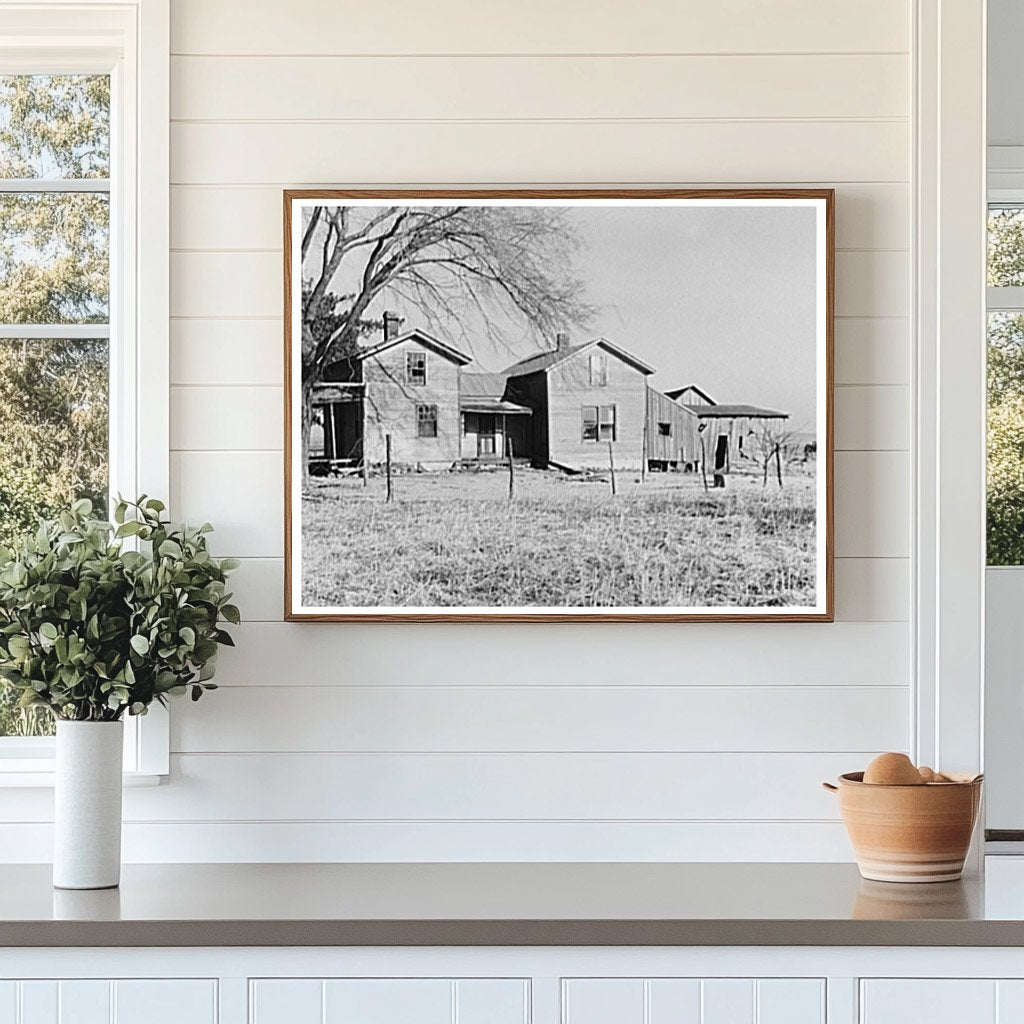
[171, 386, 282, 451]
[170, 184, 909, 253]
[835, 251, 910, 319]
[170, 319, 282, 387]
[0, 980, 217, 1024]
[860, 980, 998, 1024]
[248, 978, 528, 1024]
[170, 121, 908, 186]
[834, 451, 910, 558]
[170, 0, 909, 55]
[562, 978, 824, 1024]
[834, 386, 910, 451]
[171, 54, 908, 121]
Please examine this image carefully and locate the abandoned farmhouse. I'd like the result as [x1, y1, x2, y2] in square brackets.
[309, 313, 789, 475]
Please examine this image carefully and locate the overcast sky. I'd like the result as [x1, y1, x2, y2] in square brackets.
[305, 203, 821, 434]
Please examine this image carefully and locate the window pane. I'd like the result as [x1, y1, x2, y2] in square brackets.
[988, 206, 1024, 287]
[0, 192, 109, 324]
[0, 75, 109, 179]
[987, 312, 1024, 565]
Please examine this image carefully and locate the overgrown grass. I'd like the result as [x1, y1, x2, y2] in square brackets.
[301, 467, 818, 609]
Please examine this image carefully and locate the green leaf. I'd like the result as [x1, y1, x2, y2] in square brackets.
[39, 622, 58, 641]
[158, 539, 183, 559]
[130, 634, 150, 656]
[220, 604, 241, 625]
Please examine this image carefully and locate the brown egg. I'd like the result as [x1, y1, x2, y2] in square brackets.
[863, 752, 925, 786]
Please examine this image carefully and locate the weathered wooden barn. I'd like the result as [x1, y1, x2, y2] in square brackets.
[308, 314, 791, 477]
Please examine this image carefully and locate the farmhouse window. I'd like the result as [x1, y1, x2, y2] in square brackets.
[589, 352, 608, 386]
[658, 421, 672, 437]
[416, 403, 438, 437]
[599, 405, 617, 442]
[406, 351, 427, 385]
[581, 405, 599, 441]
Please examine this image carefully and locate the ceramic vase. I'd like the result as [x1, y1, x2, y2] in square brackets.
[53, 720, 124, 889]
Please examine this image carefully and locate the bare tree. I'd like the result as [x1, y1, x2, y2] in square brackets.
[299, 204, 592, 486]
[748, 423, 798, 488]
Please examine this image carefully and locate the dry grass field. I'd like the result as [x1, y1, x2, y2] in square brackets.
[301, 464, 818, 609]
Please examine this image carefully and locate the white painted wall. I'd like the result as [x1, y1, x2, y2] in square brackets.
[2, 0, 915, 861]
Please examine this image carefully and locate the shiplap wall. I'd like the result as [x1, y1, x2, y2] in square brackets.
[2, 0, 915, 861]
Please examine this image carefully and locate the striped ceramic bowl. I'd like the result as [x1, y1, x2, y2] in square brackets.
[823, 772, 983, 883]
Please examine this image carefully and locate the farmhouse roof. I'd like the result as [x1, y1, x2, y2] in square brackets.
[356, 328, 473, 366]
[460, 372, 533, 414]
[504, 337, 655, 377]
[665, 384, 716, 404]
[682, 403, 789, 419]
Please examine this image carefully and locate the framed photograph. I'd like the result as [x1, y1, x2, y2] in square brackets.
[284, 189, 833, 622]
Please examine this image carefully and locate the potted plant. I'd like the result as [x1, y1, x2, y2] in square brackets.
[0, 497, 239, 889]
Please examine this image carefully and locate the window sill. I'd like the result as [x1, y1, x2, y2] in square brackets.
[0, 766, 165, 788]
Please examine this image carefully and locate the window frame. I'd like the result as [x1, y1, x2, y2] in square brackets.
[581, 405, 599, 442]
[0, 1, 170, 783]
[589, 352, 608, 387]
[415, 403, 438, 438]
[599, 404, 617, 442]
[657, 421, 672, 438]
[406, 350, 427, 386]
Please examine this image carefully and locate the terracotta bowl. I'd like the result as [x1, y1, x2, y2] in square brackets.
[823, 772, 983, 883]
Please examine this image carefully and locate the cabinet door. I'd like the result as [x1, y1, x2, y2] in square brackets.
[861, 980, 1024, 1024]
[562, 978, 825, 1024]
[0, 980, 216, 1024]
[249, 978, 528, 1024]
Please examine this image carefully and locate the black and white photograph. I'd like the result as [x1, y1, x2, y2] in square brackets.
[285, 190, 833, 621]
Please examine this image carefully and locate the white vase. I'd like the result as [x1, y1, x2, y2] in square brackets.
[53, 720, 124, 890]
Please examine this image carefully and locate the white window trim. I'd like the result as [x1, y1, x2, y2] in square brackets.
[0, 0, 169, 783]
[913, 0, 986, 826]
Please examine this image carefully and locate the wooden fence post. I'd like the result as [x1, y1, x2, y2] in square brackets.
[362, 447, 368, 487]
[700, 437, 708, 492]
[385, 434, 393, 503]
[507, 436, 515, 501]
[774, 442, 783, 487]
[608, 442, 617, 496]
[640, 421, 647, 483]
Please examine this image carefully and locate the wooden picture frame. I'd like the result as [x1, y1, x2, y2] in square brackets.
[284, 189, 834, 622]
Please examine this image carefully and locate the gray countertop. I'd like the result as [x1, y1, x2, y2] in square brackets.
[3, 861, 1024, 947]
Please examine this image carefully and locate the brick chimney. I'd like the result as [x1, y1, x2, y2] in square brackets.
[555, 330, 570, 351]
[383, 311, 405, 341]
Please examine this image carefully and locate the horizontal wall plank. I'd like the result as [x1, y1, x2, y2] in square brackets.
[170, 0, 910, 56]
[116, 752, 862, 821]
[171, 450, 283, 556]
[171, 183, 909, 252]
[171, 249, 909, 321]
[833, 557, 909, 622]
[210, 621, 910, 687]
[172, 448, 906, 559]
[171, 54, 909, 121]
[171, 684, 909, 753]
[171, 385, 282, 450]
[170, 121, 909, 186]
[835, 251, 909, 318]
[834, 451, 910, 557]
[227, 556, 909, 623]
[834, 318, 909, 385]
[0, 820, 857, 862]
[168, 384, 904, 453]
[834, 385, 909, 450]
[171, 319, 283, 386]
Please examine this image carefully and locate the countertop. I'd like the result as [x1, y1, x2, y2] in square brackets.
[5, 861, 1024, 947]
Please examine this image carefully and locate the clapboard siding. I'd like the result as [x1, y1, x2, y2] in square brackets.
[171, 54, 908, 122]
[206, 621, 910, 688]
[0, 0, 920, 863]
[170, 183, 910, 251]
[169, 0, 909, 56]
[171, 685, 909, 753]
[170, 121, 909, 186]
[171, 249, 909, 319]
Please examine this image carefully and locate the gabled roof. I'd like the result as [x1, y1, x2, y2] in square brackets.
[682, 403, 788, 419]
[355, 328, 473, 367]
[461, 372, 509, 398]
[665, 384, 716, 405]
[504, 337, 655, 377]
